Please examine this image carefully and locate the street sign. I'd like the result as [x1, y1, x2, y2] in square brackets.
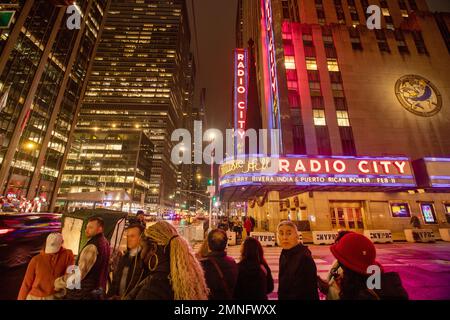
[0, 11, 15, 29]
[207, 185, 215, 196]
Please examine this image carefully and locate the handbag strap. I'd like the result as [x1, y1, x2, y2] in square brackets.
[208, 257, 233, 299]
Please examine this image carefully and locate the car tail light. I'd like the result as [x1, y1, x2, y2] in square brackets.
[0, 228, 14, 235]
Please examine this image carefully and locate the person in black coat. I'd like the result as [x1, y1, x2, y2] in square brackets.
[108, 224, 148, 299]
[277, 220, 319, 300]
[234, 237, 274, 300]
[201, 229, 238, 300]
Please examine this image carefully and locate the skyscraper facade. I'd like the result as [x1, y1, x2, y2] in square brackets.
[60, 0, 195, 212]
[0, 0, 109, 211]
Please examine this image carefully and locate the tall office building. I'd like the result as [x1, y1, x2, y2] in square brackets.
[61, 0, 195, 212]
[220, 0, 450, 238]
[0, 0, 109, 211]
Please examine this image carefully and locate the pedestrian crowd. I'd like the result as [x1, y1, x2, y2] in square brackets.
[18, 216, 408, 300]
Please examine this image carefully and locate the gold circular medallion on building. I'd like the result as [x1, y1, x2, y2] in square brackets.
[395, 75, 442, 117]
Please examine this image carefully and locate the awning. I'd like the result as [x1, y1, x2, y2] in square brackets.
[219, 155, 417, 201]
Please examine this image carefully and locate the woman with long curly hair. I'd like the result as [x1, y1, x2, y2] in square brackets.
[124, 221, 209, 300]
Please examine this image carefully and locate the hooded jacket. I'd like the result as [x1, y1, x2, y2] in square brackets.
[18, 248, 74, 300]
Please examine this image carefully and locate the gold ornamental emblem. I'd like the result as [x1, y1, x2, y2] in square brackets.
[395, 75, 442, 117]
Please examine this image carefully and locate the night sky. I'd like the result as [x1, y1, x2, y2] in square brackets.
[188, 0, 450, 133]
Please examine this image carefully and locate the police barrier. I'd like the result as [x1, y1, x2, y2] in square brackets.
[404, 229, 435, 243]
[439, 228, 450, 242]
[249, 231, 303, 246]
[363, 230, 393, 243]
[312, 231, 338, 245]
[250, 232, 276, 246]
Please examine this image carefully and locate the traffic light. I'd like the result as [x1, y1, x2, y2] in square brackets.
[208, 179, 214, 185]
[212, 195, 217, 202]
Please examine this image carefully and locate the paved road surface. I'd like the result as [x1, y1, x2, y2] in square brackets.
[3, 242, 449, 300]
[202, 242, 450, 300]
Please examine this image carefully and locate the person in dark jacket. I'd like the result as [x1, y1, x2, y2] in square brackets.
[56, 216, 111, 300]
[108, 224, 147, 299]
[234, 237, 274, 300]
[249, 216, 256, 232]
[330, 232, 408, 300]
[277, 220, 319, 300]
[124, 221, 208, 300]
[201, 229, 238, 300]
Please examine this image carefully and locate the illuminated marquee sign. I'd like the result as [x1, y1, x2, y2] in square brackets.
[219, 156, 416, 188]
[234, 48, 249, 153]
[413, 158, 450, 188]
[261, 0, 282, 148]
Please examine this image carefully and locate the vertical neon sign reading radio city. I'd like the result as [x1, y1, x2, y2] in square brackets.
[262, 0, 283, 151]
[234, 48, 249, 155]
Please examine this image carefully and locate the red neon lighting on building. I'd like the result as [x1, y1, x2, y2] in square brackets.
[234, 48, 249, 150]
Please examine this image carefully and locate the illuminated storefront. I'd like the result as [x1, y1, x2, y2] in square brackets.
[226, 0, 450, 239]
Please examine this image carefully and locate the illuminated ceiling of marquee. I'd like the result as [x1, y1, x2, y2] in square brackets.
[219, 184, 421, 202]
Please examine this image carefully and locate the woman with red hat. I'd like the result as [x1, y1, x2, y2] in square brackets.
[329, 232, 408, 300]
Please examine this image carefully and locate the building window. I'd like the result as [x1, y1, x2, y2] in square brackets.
[306, 57, 318, 70]
[329, 71, 342, 83]
[288, 90, 300, 107]
[315, 126, 332, 155]
[313, 109, 326, 126]
[361, 0, 370, 17]
[334, 0, 346, 24]
[327, 59, 339, 71]
[282, 0, 290, 19]
[311, 96, 324, 108]
[408, 0, 418, 11]
[302, 33, 313, 41]
[309, 81, 321, 91]
[331, 83, 343, 91]
[283, 40, 295, 55]
[412, 31, 428, 54]
[420, 203, 437, 224]
[288, 81, 298, 89]
[349, 27, 363, 50]
[376, 30, 391, 53]
[285, 56, 296, 69]
[340, 126, 356, 156]
[293, 125, 306, 154]
[444, 204, 450, 223]
[390, 202, 411, 218]
[304, 44, 316, 57]
[286, 69, 298, 81]
[336, 110, 350, 126]
[307, 70, 320, 82]
[334, 97, 347, 110]
[395, 30, 409, 54]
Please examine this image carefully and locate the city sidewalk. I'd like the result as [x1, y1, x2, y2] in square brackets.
[194, 242, 450, 300]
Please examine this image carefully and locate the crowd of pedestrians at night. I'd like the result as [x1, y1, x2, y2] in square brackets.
[17, 215, 409, 301]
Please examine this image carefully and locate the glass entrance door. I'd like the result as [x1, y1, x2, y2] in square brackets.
[331, 207, 364, 230]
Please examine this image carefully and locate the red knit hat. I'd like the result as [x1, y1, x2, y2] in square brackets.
[330, 232, 377, 275]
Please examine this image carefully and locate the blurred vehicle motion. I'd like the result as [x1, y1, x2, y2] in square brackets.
[0, 213, 62, 268]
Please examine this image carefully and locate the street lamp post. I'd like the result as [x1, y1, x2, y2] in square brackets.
[208, 133, 216, 232]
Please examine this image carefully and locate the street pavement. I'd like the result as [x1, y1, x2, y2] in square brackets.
[3, 241, 449, 300]
[197, 242, 450, 300]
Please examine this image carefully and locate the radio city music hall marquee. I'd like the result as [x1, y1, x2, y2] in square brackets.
[219, 156, 416, 188]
